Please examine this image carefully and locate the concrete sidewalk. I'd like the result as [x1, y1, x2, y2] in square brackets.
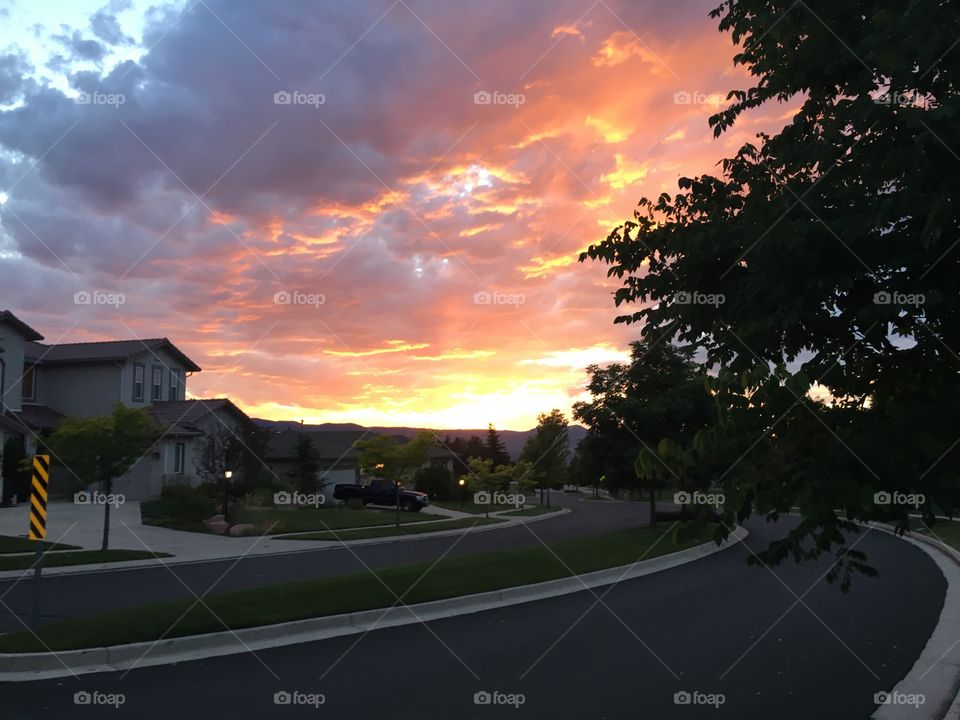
[0, 501, 568, 576]
[0, 501, 331, 559]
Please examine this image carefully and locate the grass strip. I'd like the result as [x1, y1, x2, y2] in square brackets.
[0, 549, 170, 572]
[429, 500, 502, 515]
[0, 536, 79, 554]
[499, 506, 564, 517]
[278, 517, 502, 541]
[0, 525, 714, 653]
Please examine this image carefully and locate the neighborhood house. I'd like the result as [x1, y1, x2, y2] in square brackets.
[0, 309, 251, 500]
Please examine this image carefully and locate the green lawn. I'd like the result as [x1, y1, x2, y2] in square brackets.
[500, 506, 564, 517]
[0, 549, 170, 572]
[236, 507, 437, 534]
[431, 500, 527, 515]
[0, 524, 716, 652]
[279, 517, 503, 541]
[143, 503, 437, 535]
[0, 536, 79, 554]
[915, 519, 960, 551]
[431, 500, 490, 514]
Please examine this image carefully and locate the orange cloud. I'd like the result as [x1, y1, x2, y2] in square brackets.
[601, 154, 650, 189]
[592, 31, 665, 70]
[585, 115, 633, 143]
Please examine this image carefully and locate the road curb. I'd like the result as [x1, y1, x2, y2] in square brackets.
[870, 525, 960, 720]
[0, 508, 570, 580]
[0, 525, 748, 681]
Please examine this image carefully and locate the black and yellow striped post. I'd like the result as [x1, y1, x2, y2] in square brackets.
[28, 454, 49, 540]
[28, 454, 50, 629]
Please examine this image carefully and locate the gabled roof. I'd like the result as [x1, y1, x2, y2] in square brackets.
[150, 399, 250, 435]
[13, 404, 65, 431]
[0, 311, 44, 342]
[266, 429, 369, 461]
[24, 338, 201, 372]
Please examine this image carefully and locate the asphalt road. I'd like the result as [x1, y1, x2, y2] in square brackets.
[0, 493, 644, 631]
[0, 510, 947, 720]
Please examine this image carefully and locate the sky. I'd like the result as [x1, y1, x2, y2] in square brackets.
[0, 0, 796, 430]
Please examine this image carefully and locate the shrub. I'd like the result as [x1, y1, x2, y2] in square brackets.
[414, 465, 455, 501]
[142, 482, 214, 530]
[241, 488, 275, 508]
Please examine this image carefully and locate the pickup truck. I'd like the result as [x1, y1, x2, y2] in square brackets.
[333, 478, 430, 512]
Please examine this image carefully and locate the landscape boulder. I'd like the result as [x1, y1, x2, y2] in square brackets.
[204, 515, 229, 535]
[228, 523, 258, 537]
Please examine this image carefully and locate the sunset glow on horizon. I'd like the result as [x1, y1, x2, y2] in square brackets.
[0, 0, 797, 429]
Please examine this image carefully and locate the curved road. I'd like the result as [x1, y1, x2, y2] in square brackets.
[0, 493, 645, 631]
[0, 499, 948, 719]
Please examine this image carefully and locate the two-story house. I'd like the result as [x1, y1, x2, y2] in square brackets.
[0, 310, 253, 501]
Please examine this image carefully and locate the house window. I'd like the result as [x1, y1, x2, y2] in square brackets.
[173, 443, 185, 474]
[132, 363, 145, 401]
[21, 365, 35, 401]
[151, 366, 163, 401]
[168, 369, 181, 401]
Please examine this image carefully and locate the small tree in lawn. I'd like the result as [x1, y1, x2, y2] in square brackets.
[355, 432, 433, 526]
[46, 404, 159, 551]
[466, 457, 506, 518]
[194, 425, 245, 524]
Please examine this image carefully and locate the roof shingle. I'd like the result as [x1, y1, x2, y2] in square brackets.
[24, 338, 201, 371]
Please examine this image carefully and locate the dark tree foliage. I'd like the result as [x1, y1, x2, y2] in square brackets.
[414, 464, 455, 500]
[287, 433, 321, 494]
[581, 0, 960, 587]
[520, 410, 571, 504]
[573, 339, 713, 522]
[484, 424, 512, 467]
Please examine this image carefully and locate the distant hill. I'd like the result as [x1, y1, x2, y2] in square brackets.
[253, 419, 587, 460]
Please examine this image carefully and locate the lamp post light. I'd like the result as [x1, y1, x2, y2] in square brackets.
[222, 469, 233, 523]
[458, 477, 466, 511]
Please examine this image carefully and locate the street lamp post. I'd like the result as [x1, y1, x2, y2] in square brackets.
[222, 469, 233, 524]
[458, 477, 466, 511]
